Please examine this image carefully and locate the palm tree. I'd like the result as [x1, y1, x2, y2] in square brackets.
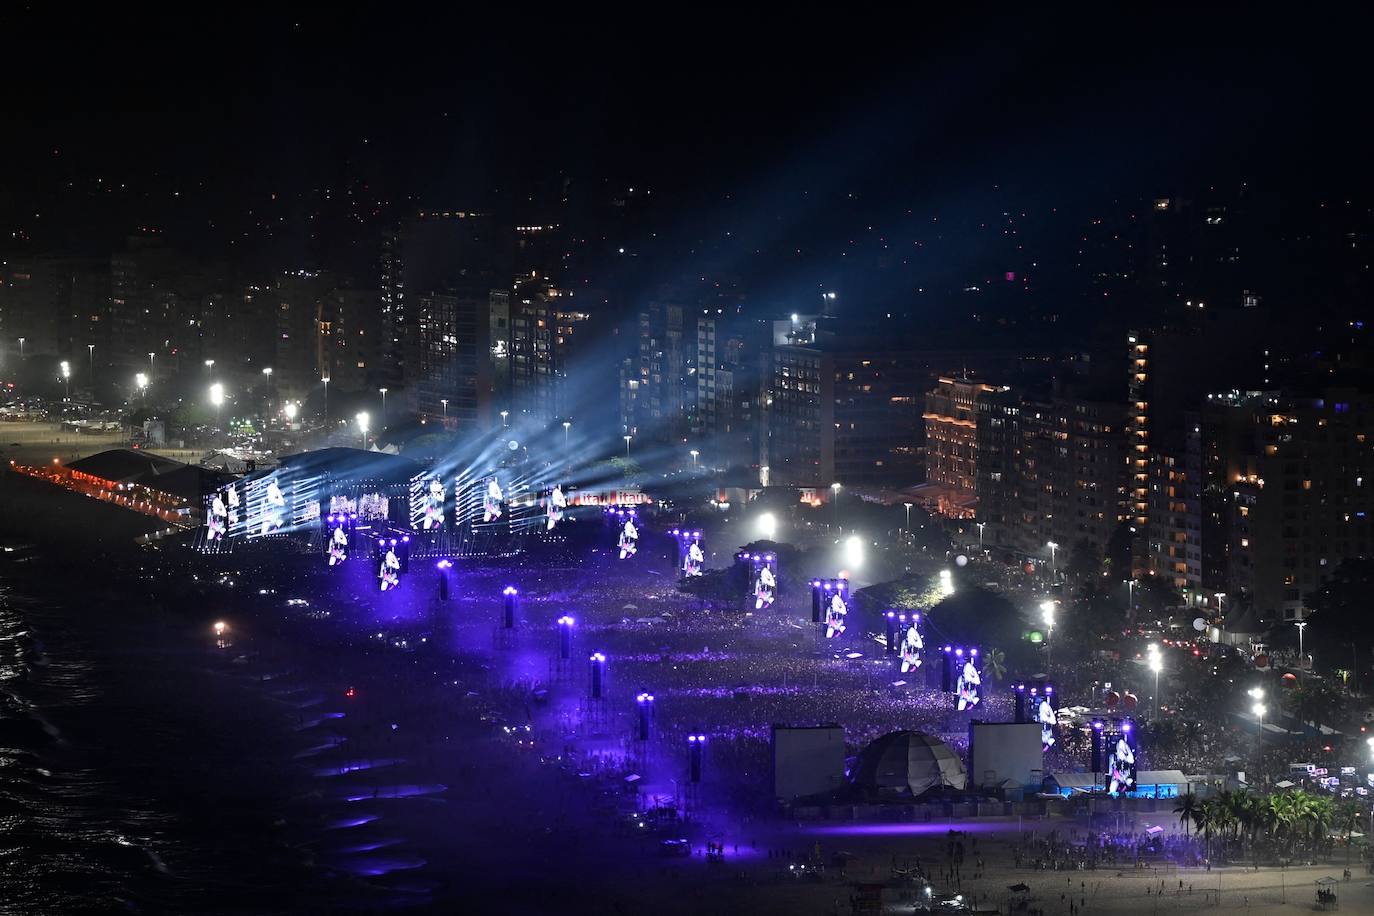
[1307, 794, 1335, 849]
[1228, 790, 1258, 852]
[1175, 792, 1199, 837]
[1335, 799, 1362, 865]
[1193, 800, 1216, 858]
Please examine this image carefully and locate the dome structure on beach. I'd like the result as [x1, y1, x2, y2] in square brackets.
[851, 731, 966, 796]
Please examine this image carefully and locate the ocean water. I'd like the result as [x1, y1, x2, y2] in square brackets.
[0, 548, 353, 914]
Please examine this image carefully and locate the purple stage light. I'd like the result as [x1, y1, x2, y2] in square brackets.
[402, 535, 410, 543]
[590, 652, 605, 662]
[503, 586, 517, 596]
[436, 560, 453, 569]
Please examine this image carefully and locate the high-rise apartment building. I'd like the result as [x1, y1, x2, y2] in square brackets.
[1201, 388, 1374, 622]
[413, 291, 496, 428]
[922, 376, 996, 516]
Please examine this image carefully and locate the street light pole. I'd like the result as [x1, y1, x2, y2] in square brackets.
[832, 482, 841, 528]
[321, 376, 329, 423]
[1041, 601, 1055, 672]
[87, 344, 95, 384]
[564, 421, 571, 446]
[690, 448, 699, 468]
[623, 435, 632, 456]
[977, 521, 985, 552]
[440, 398, 448, 418]
[378, 388, 388, 428]
[1295, 620, 1308, 667]
[904, 502, 913, 532]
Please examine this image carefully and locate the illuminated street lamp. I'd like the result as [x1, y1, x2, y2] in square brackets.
[283, 401, 298, 422]
[135, 372, 149, 402]
[378, 387, 388, 427]
[17, 338, 25, 359]
[1295, 620, 1308, 665]
[321, 376, 330, 421]
[87, 344, 95, 382]
[148, 352, 155, 374]
[356, 411, 370, 449]
[976, 521, 986, 551]
[690, 448, 699, 468]
[832, 481, 842, 527]
[1041, 600, 1056, 669]
[440, 398, 448, 417]
[623, 434, 632, 455]
[1047, 541, 1059, 571]
[209, 382, 224, 427]
[60, 360, 70, 399]
[500, 410, 509, 427]
[564, 420, 572, 446]
[1148, 646, 1163, 719]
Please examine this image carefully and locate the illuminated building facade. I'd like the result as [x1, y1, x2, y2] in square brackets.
[923, 376, 994, 516]
[977, 387, 1125, 560]
[1146, 418, 1202, 591]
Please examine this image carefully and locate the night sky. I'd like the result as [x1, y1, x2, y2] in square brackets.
[3, 8, 1371, 322]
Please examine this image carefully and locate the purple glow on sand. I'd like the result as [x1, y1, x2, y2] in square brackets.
[808, 822, 1006, 837]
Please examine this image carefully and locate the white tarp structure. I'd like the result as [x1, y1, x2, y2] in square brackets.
[852, 730, 967, 795]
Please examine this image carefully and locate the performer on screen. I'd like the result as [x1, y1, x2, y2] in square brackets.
[328, 525, 348, 566]
[754, 564, 775, 609]
[900, 622, 923, 672]
[1107, 735, 1135, 796]
[1038, 695, 1057, 749]
[618, 517, 638, 559]
[825, 592, 848, 638]
[546, 485, 566, 531]
[483, 478, 504, 522]
[208, 493, 227, 540]
[683, 540, 704, 577]
[379, 546, 401, 591]
[956, 657, 981, 710]
[261, 479, 286, 535]
[422, 479, 445, 529]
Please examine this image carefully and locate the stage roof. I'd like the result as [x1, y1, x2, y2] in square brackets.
[274, 446, 422, 488]
[67, 449, 235, 502]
